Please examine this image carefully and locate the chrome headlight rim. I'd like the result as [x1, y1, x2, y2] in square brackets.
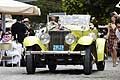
[65, 33, 76, 45]
[39, 33, 50, 44]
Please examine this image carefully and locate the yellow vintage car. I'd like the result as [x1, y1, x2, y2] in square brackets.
[23, 15, 106, 75]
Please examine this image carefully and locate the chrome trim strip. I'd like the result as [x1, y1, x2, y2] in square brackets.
[25, 51, 85, 55]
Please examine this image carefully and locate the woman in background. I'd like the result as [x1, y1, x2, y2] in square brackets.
[107, 12, 118, 67]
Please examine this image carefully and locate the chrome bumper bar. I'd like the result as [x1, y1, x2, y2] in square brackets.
[25, 51, 86, 55]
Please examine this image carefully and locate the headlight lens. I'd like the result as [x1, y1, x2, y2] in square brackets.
[40, 33, 50, 44]
[65, 33, 76, 45]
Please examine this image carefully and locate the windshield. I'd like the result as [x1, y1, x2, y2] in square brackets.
[47, 15, 91, 31]
[58, 15, 91, 31]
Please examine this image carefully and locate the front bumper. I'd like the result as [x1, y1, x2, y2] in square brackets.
[25, 51, 86, 55]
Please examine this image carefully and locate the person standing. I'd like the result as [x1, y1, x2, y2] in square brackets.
[22, 18, 35, 36]
[11, 17, 27, 44]
[107, 12, 118, 67]
[115, 17, 120, 60]
[11, 17, 28, 67]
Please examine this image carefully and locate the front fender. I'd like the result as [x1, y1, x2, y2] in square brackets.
[23, 36, 48, 51]
[70, 36, 93, 51]
[78, 36, 94, 45]
[96, 38, 106, 61]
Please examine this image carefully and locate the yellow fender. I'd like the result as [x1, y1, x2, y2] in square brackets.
[78, 36, 94, 45]
[23, 36, 48, 51]
[70, 36, 94, 51]
[70, 31, 81, 51]
[96, 38, 106, 61]
[70, 29, 98, 51]
[70, 42, 77, 51]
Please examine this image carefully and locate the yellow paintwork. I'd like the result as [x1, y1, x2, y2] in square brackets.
[96, 38, 106, 61]
[23, 36, 48, 51]
[70, 28, 105, 61]
[70, 29, 98, 51]
[70, 42, 77, 51]
[78, 36, 94, 45]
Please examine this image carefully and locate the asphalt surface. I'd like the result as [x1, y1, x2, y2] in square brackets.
[0, 57, 120, 80]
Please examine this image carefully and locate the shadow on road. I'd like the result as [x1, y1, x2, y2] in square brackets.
[35, 69, 98, 75]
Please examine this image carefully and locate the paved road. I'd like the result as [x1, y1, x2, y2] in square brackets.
[0, 58, 120, 80]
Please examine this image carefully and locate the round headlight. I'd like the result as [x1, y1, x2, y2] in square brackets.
[40, 33, 50, 44]
[65, 33, 76, 45]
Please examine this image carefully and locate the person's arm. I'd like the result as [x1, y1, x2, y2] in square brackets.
[106, 24, 110, 39]
[47, 21, 57, 31]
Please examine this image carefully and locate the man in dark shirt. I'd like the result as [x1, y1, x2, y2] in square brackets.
[11, 18, 27, 44]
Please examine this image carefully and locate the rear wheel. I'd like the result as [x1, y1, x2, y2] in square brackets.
[48, 60, 57, 72]
[96, 61, 105, 71]
[26, 48, 36, 74]
[83, 46, 92, 75]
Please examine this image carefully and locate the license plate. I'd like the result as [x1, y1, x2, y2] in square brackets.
[53, 45, 64, 51]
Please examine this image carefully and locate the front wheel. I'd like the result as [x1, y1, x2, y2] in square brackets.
[26, 54, 36, 74]
[26, 45, 40, 74]
[83, 46, 92, 75]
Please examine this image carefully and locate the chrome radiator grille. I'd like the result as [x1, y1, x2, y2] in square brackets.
[48, 31, 70, 51]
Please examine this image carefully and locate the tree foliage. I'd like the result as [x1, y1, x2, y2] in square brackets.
[34, 0, 63, 23]
[62, 0, 120, 24]
[62, 0, 86, 14]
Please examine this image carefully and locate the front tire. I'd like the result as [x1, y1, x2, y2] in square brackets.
[83, 46, 92, 75]
[26, 54, 35, 74]
[26, 47, 36, 74]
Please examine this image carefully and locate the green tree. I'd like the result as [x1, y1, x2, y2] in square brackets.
[62, 0, 120, 24]
[33, 0, 63, 23]
[62, 0, 86, 14]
